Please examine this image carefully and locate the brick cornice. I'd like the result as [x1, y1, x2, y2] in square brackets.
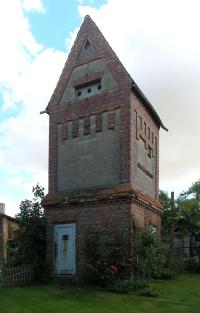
[42, 183, 163, 215]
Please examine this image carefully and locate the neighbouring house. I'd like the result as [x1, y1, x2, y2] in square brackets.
[0, 203, 18, 261]
[42, 15, 167, 279]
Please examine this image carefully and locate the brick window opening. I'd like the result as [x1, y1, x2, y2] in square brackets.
[84, 39, 91, 50]
[75, 79, 102, 99]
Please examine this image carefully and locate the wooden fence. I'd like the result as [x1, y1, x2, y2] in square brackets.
[0, 264, 34, 287]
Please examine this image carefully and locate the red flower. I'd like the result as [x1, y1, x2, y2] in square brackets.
[110, 265, 118, 273]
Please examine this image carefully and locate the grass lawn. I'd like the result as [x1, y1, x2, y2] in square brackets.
[0, 274, 199, 313]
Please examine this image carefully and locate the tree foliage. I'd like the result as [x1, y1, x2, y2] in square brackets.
[8, 184, 46, 280]
[177, 180, 200, 238]
[159, 190, 179, 240]
[160, 180, 200, 239]
[134, 226, 168, 285]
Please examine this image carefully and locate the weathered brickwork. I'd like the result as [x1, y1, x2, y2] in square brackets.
[45, 195, 132, 279]
[43, 15, 166, 279]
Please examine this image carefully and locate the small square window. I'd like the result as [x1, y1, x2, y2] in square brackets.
[62, 235, 69, 241]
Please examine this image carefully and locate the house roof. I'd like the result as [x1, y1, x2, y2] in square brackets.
[0, 213, 16, 222]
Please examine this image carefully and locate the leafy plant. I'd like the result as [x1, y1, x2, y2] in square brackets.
[85, 234, 131, 286]
[107, 279, 148, 293]
[0, 257, 6, 280]
[133, 225, 180, 286]
[7, 184, 47, 281]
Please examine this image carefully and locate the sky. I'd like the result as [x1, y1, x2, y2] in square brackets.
[0, 0, 200, 216]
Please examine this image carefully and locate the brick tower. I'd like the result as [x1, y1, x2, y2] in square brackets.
[42, 15, 167, 278]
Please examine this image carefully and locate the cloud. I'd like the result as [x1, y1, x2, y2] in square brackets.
[0, 0, 66, 215]
[21, 0, 45, 12]
[1, 0, 200, 216]
[77, 0, 200, 195]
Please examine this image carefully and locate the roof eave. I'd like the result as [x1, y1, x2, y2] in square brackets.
[131, 81, 168, 132]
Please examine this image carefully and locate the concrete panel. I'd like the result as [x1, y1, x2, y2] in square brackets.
[59, 59, 117, 105]
[57, 110, 120, 192]
[135, 139, 156, 197]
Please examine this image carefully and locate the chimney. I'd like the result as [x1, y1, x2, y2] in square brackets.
[0, 203, 5, 214]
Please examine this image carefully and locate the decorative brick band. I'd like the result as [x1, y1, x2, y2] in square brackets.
[59, 109, 120, 142]
[135, 110, 155, 153]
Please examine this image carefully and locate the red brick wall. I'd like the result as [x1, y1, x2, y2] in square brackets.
[45, 199, 133, 279]
[131, 202, 161, 234]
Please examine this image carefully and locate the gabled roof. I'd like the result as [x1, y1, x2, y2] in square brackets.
[42, 15, 167, 131]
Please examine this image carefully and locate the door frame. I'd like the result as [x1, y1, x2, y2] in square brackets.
[54, 223, 76, 276]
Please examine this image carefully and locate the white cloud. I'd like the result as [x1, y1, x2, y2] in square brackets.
[21, 0, 45, 12]
[0, 1, 43, 86]
[1, 0, 200, 216]
[77, 0, 200, 195]
[0, 1, 66, 216]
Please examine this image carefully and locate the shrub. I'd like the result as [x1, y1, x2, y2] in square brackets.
[107, 279, 148, 293]
[186, 257, 200, 273]
[7, 184, 47, 281]
[134, 226, 169, 283]
[0, 257, 6, 278]
[134, 226, 186, 283]
[85, 234, 131, 287]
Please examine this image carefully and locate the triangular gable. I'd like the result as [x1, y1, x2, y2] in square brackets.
[45, 15, 166, 130]
[46, 15, 131, 111]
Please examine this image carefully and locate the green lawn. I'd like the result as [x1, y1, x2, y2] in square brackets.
[0, 274, 199, 313]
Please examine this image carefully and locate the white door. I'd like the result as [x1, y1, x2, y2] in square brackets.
[55, 223, 76, 275]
